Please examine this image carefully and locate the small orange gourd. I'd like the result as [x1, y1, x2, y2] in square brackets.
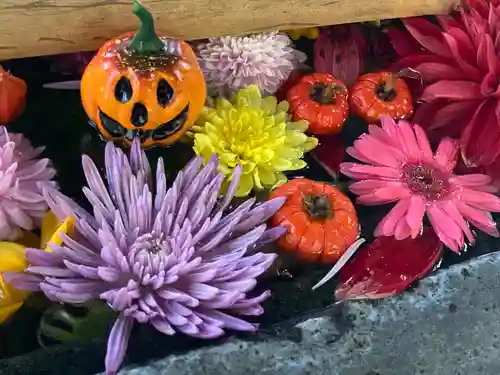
[269, 178, 359, 264]
[0, 66, 27, 125]
[350, 71, 413, 124]
[287, 73, 349, 135]
[80, 0, 206, 148]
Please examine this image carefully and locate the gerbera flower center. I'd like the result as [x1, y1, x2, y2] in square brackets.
[403, 163, 450, 201]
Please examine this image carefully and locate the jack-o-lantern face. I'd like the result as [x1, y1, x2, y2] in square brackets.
[80, 1, 206, 149]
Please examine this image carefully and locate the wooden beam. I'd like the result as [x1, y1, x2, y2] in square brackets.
[0, 0, 456, 60]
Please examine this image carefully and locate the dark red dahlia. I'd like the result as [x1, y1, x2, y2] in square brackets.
[387, 0, 500, 185]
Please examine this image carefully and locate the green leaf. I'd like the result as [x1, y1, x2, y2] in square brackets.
[38, 301, 117, 346]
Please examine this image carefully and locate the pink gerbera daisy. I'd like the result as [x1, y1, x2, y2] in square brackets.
[341, 116, 500, 252]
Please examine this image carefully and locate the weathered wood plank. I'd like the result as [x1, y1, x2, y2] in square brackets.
[0, 0, 456, 60]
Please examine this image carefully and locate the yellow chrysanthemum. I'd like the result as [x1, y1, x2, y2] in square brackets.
[285, 27, 320, 40]
[192, 85, 318, 197]
[0, 212, 74, 324]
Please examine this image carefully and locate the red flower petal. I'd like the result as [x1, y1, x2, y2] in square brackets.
[334, 228, 443, 302]
[385, 26, 425, 57]
[391, 53, 453, 73]
[420, 80, 483, 101]
[484, 156, 500, 189]
[442, 32, 484, 81]
[461, 98, 500, 167]
[477, 34, 497, 74]
[311, 135, 345, 178]
[437, 15, 463, 30]
[403, 18, 452, 58]
[413, 62, 466, 83]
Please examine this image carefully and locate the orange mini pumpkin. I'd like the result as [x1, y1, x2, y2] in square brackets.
[350, 71, 413, 124]
[81, 0, 206, 149]
[0, 66, 27, 125]
[269, 178, 359, 264]
[287, 73, 349, 135]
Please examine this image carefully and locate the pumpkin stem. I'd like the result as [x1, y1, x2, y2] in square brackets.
[311, 83, 337, 105]
[128, 0, 165, 55]
[376, 68, 422, 102]
[303, 195, 332, 220]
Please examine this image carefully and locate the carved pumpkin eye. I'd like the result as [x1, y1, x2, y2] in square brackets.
[115, 77, 133, 103]
[157, 79, 174, 107]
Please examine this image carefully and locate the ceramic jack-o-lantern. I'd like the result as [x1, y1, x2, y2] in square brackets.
[80, 0, 206, 148]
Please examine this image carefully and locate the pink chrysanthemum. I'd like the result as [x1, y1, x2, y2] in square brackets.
[387, 0, 500, 183]
[341, 117, 500, 252]
[0, 126, 56, 240]
[195, 33, 307, 97]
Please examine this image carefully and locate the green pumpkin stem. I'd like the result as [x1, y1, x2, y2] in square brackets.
[128, 0, 165, 54]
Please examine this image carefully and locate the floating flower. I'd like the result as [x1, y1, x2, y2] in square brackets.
[0, 212, 74, 324]
[341, 117, 500, 252]
[192, 85, 318, 197]
[387, 1, 500, 178]
[4, 140, 286, 375]
[195, 33, 307, 96]
[0, 126, 57, 241]
[285, 27, 319, 40]
[313, 25, 366, 87]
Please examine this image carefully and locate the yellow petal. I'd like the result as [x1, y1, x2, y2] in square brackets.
[288, 159, 308, 171]
[0, 242, 28, 273]
[284, 131, 308, 147]
[41, 211, 59, 249]
[307, 28, 320, 39]
[286, 30, 300, 40]
[279, 147, 303, 160]
[271, 158, 293, 171]
[301, 136, 319, 152]
[0, 275, 28, 306]
[242, 161, 256, 174]
[45, 216, 75, 251]
[235, 173, 254, 197]
[253, 170, 263, 190]
[273, 173, 288, 189]
[287, 120, 309, 132]
[258, 148, 275, 163]
[257, 167, 277, 187]
[277, 100, 289, 113]
[0, 301, 23, 324]
[17, 231, 41, 249]
[261, 96, 278, 116]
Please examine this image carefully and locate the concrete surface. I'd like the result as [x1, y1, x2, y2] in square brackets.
[106, 251, 500, 375]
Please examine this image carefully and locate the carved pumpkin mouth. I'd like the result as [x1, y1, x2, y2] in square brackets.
[97, 104, 189, 144]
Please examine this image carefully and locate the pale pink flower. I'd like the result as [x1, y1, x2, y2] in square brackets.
[341, 117, 500, 252]
[195, 33, 306, 97]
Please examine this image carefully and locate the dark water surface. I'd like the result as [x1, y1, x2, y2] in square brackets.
[0, 55, 498, 375]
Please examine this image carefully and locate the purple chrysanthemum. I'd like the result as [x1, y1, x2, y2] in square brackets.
[0, 126, 56, 240]
[195, 32, 307, 97]
[5, 140, 285, 375]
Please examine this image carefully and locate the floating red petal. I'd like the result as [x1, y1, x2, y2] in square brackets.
[335, 228, 443, 302]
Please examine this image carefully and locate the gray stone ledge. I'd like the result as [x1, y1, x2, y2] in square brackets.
[106, 251, 500, 375]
